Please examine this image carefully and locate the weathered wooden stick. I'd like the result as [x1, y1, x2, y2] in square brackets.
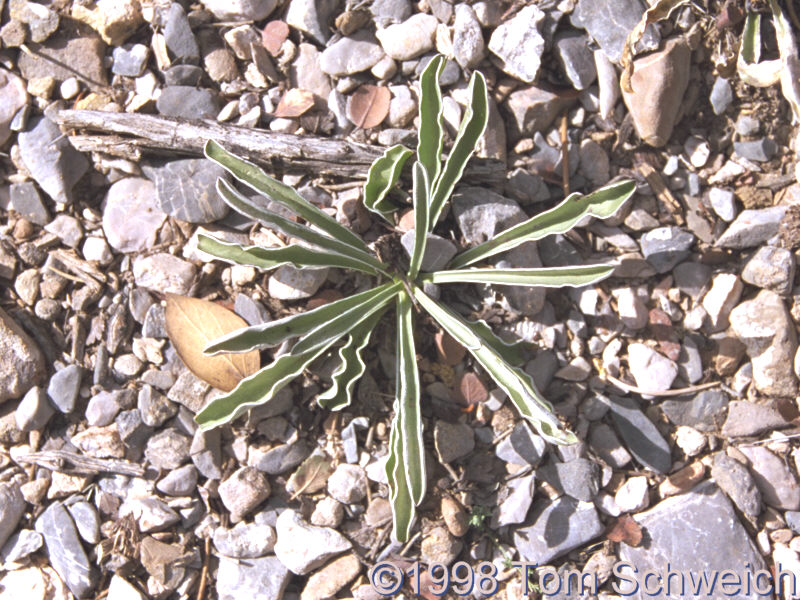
[17, 450, 146, 477]
[52, 110, 506, 184]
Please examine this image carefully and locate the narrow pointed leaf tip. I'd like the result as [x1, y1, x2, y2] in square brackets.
[363, 145, 413, 221]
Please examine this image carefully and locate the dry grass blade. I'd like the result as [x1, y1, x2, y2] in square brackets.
[346, 84, 391, 129]
[165, 294, 260, 392]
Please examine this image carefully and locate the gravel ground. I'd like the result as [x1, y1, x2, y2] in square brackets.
[1, 0, 800, 599]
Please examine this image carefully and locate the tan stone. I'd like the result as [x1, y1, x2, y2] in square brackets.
[301, 553, 361, 600]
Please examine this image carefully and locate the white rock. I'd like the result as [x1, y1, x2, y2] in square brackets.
[108, 575, 146, 600]
[627, 343, 677, 394]
[614, 476, 650, 513]
[487, 5, 546, 83]
[613, 288, 648, 330]
[376, 14, 438, 61]
[708, 188, 737, 222]
[674, 426, 706, 456]
[594, 50, 619, 119]
[268, 266, 328, 300]
[200, 0, 277, 21]
[452, 4, 485, 69]
[684, 135, 710, 168]
[82, 236, 113, 265]
[273, 509, 352, 575]
[701, 273, 743, 331]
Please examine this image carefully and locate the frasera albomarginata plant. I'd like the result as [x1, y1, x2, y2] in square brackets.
[194, 55, 635, 542]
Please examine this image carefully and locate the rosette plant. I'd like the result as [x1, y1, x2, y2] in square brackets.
[194, 56, 635, 541]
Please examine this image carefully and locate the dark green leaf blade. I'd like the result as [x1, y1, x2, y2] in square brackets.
[417, 55, 446, 185]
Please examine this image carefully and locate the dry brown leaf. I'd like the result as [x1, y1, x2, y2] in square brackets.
[435, 331, 466, 366]
[274, 88, 316, 118]
[620, 0, 689, 93]
[457, 372, 488, 406]
[346, 85, 391, 129]
[165, 294, 259, 392]
[261, 20, 289, 57]
[606, 514, 643, 546]
[286, 453, 335, 497]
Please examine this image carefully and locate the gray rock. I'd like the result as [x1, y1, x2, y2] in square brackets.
[742, 246, 795, 296]
[157, 86, 219, 119]
[505, 85, 575, 137]
[661, 389, 729, 432]
[285, 0, 339, 44]
[729, 289, 798, 397]
[711, 452, 762, 518]
[370, 0, 411, 26]
[736, 114, 761, 136]
[250, 441, 311, 475]
[289, 43, 331, 99]
[138, 384, 178, 427]
[35, 502, 96, 599]
[538, 458, 600, 502]
[0, 529, 43, 563]
[578, 139, 610, 187]
[495, 421, 547, 466]
[157, 463, 198, 496]
[18, 116, 89, 204]
[734, 138, 778, 163]
[640, 226, 695, 273]
[45, 214, 83, 248]
[133, 253, 197, 295]
[627, 343, 677, 394]
[200, 0, 277, 21]
[116, 409, 153, 452]
[234, 294, 271, 326]
[143, 159, 229, 223]
[47, 364, 82, 413]
[167, 370, 210, 413]
[525, 350, 558, 392]
[327, 464, 367, 504]
[387, 84, 416, 128]
[487, 5, 546, 83]
[787, 511, 800, 534]
[722, 400, 789, 438]
[376, 14, 437, 61]
[320, 31, 385, 77]
[617, 482, 767, 599]
[67, 500, 100, 544]
[716, 206, 787, 249]
[501, 241, 546, 317]
[268, 265, 328, 300]
[214, 522, 277, 558]
[555, 31, 596, 90]
[710, 76, 733, 115]
[452, 187, 526, 244]
[191, 428, 223, 479]
[163, 64, 204, 86]
[505, 168, 550, 205]
[740, 445, 800, 510]
[673, 261, 711, 300]
[143, 303, 167, 338]
[274, 509, 352, 575]
[122, 497, 180, 532]
[0, 482, 25, 551]
[434, 421, 475, 463]
[453, 4, 485, 69]
[600, 395, 671, 474]
[572, 0, 659, 63]
[163, 2, 198, 64]
[102, 178, 165, 254]
[219, 467, 271, 522]
[708, 187, 737, 222]
[217, 556, 291, 600]
[15, 385, 54, 431]
[514, 496, 605, 564]
[10, 181, 49, 226]
[0, 67, 27, 146]
[145, 428, 190, 470]
[112, 43, 149, 77]
[86, 390, 126, 427]
[589, 422, 631, 468]
[0, 307, 45, 404]
[494, 474, 535, 526]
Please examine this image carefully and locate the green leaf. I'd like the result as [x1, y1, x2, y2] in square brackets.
[363, 145, 413, 221]
[407, 162, 431, 279]
[421, 264, 616, 287]
[428, 70, 488, 230]
[216, 178, 388, 277]
[317, 309, 384, 410]
[469, 319, 526, 367]
[196, 283, 401, 430]
[396, 292, 425, 505]
[413, 289, 577, 445]
[205, 282, 401, 354]
[417, 55, 446, 185]
[450, 180, 635, 268]
[198, 234, 383, 275]
[386, 408, 415, 542]
[205, 140, 370, 253]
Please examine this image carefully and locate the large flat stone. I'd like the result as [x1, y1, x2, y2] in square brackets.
[618, 482, 768, 600]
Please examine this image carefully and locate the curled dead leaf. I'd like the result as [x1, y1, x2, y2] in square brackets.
[274, 88, 316, 118]
[165, 294, 259, 392]
[457, 372, 488, 406]
[606, 514, 643, 546]
[346, 85, 391, 129]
